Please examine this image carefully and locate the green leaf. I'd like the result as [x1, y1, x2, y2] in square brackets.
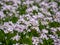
[5, 30, 17, 39]
[10, 16, 18, 23]
[46, 28, 53, 35]
[43, 38, 54, 45]
[0, 30, 5, 41]
[0, 30, 17, 45]
[18, 32, 32, 45]
[56, 30, 60, 37]
[17, 5, 27, 15]
[0, 29, 6, 45]
[38, 20, 46, 30]
[30, 29, 40, 37]
[5, 39, 13, 45]
[48, 21, 60, 28]
[0, 4, 2, 10]
[3, 16, 10, 22]
[3, 10, 10, 15]
[48, 8, 54, 14]
[33, 2, 40, 8]
[32, 10, 38, 15]
[19, 36, 32, 45]
[0, 19, 4, 24]
[38, 43, 43, 45]
[25, 29, 40, 37]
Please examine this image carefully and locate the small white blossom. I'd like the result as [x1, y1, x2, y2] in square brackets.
[32, 6, 38, 11]
[41, 21, 48, 25]
[11, 34, 20, 41]
[42, 29, 48, 33]
[32, 37, 39, 45]
[26, 8, 33, 12]
[40, 33, 48, 40]
[37, 12, 44, 18]
[13, 43, 20, 45]
[49, 35, 56, 39]
[0, 11, 5, 18]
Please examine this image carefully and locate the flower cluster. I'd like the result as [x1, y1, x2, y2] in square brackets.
[0, 0, 60, 45]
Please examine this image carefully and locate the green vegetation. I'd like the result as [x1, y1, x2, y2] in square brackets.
[5, 1, 13, 5]
[42, 38, 54, 45]
[18, 31, 32, 45]
[56, 30, 60, 38]
[32, 10, 38, 15]
[17, 5, 27, 15]
[10, 16, 18, 23]
[48, 21, 60, 28]
[38, 19, 46, 30]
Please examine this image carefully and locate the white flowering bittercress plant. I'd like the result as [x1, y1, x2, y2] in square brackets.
[0, 0, 60, 45]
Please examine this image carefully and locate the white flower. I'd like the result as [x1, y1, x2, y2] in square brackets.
[13, 43, 20, 45]
[7, 26, 13, 32]
[11, 34, 20, 41]
[57, 27, 60, 31]
[49, 2, 58, 8]
[41, 21, 48, 25]
[40, 2, 45, 6]
[40, 33, 48, 40]
[0, 11, 5, 18]
[12, 0, 21, 4]
[0, 42, 2, 45]
[44, 17, 52, 21]
[56, 11, 60, 17]
[14, 24, 26, 32]
[3, 22, 14, 32]
[31, 26, 40, 32]
[32, 15, 38, 19]
[4, 30, 9, 33]
[37, 12, 44, 18]
[50, 28, 57, 32]
[49, 35, 56, 39]
[26, 0, 30, 5]
[30, 18, 38, 26]
[32, 6, 38, 10]
[4, 5, 12, 10]
[45, 11, 51, 16]
[42, 29, 48, 33]
[32, 37, 39, 44]
[27, 29, 31, 32]
[54, 18, 60, 22]
[39, 39, 43, 44]
[35, 0, 41, 3]
[26, 8, 33, 12]
[29, 1, 34, 4]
